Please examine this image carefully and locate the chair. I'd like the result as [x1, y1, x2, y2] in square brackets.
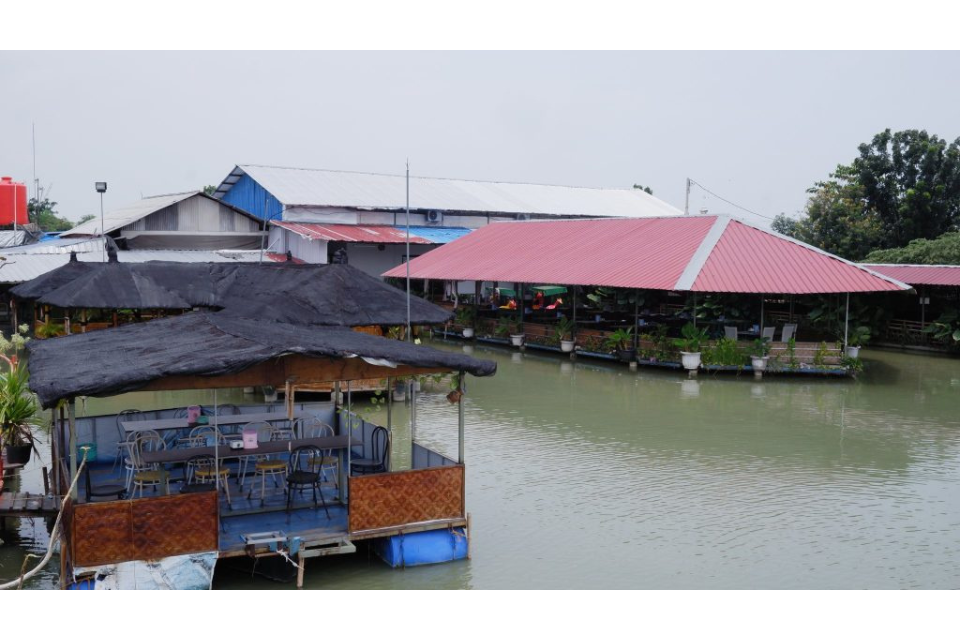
[781, 323, 797, 343]
[306, 422, 339, 490]
[130, 431, 170, 498]
[723, 326, 738, 341]
[761, 326, 775, 342]
[286, 445, 330, 517]
[83, 460, 126, 502]
[245, 425, 292, 504]
[216, 404, 240, 416]
[182, 453, 231, 506]
[350, 426, 390, 476]
[113, 409, 142, 472]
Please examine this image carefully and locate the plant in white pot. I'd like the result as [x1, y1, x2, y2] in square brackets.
[672, 323, 708, 371]
[494, 317, 523, 346]
[749, 337, 771, 371]
[455, 306, 476, 339]
[845, 326, 870, 359]
[555, 317, 576, 353]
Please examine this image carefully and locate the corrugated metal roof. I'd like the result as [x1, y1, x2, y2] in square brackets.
[273, 221, 433, 244]
[383, 216, 911, 294]
[62, 192, 199, 237]
[0, 249, 265, 283]
[217, 164, 683, 218]
[861, 264, 960, 287]
[403, 226, 472, 244]
[0, 236, 105, 255]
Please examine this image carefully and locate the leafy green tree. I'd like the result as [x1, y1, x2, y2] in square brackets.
[27, 197, 75, 231]
[778, 129, 960, 260]
[632, 184, 653, 195]
[76, 214, 96, 225]
[203, 185, 217, 195]
[864, 231, 960, 264]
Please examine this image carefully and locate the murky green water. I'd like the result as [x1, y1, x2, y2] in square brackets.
[5, 345, 960, 589]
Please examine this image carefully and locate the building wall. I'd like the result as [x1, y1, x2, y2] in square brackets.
[220, 173, 284, 222]
[346, 243, 431, 279]
[271, 226, 327, 264]
[126, 195, 261, 234]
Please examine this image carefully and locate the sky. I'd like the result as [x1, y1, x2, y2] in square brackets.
[2, 51, 959, 226]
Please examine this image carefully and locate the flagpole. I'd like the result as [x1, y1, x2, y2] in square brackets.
[405, 159, 411, 343]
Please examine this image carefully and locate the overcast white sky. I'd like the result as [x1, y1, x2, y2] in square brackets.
[2, 51, 959, 226]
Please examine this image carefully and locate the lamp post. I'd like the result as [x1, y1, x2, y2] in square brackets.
[95, 181, 107, 262]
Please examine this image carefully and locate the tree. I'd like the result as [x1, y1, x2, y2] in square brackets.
[864, 231, 960, 265]
[203, 185, 217, 195]
[632, 184, 653, 195]
[778, 129, 960, 260]
[76, 214, 96, 225]
[27, 197, 75, 231]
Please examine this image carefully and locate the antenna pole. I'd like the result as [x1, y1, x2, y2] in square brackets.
[405, 159, 411, 342]
[684, 177, 691, 216]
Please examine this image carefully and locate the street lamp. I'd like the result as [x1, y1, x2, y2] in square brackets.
[95, 182, 107, 262]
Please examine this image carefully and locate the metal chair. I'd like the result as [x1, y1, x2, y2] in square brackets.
[113, 409, 142, 472]
[724, 326, 738, 341]
[286, 445, 330, 517]
[130, 431, 170, 498]
[83, 454, 126, 503]
[306, 422, 339, 490]
[350, 426, 390, 476]
[182, 453, 231, 507]
[761, 326, 776, 342]
[245, 425, 292, 504]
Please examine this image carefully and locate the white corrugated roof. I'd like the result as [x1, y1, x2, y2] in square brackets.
[217, 164, 683, 218]
[0, 249, 266, 283]
[62, 191, 200, 237]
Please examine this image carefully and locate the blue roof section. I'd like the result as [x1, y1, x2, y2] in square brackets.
[401, 227, 473, 244]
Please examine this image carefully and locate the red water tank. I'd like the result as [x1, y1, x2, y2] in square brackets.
[0, 177, 29, 226]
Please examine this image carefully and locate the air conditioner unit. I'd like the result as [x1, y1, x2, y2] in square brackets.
[516, 214, 531, 221]
[426, 210, 443, 224]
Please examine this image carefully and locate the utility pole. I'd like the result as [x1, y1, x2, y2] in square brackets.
[684, 178, 691, 216]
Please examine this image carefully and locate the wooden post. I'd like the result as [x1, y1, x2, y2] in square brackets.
[473, 281, 480, 336]
[633, 291, 639, 349]
[518, 283, 525, 333]
[67, 399, 77, 500]
[457, 371, 465, 464]
[297, 555, 306, 589]
[80, 309, 87, 333]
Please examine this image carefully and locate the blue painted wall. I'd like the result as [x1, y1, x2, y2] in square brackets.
[220, 173, 284, 222]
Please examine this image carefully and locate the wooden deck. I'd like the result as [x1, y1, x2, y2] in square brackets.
[0, 491, 59, 518]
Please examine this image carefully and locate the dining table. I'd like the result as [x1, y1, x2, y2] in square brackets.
[120, 410, 313, 436]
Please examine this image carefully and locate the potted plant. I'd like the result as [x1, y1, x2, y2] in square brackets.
[455, 306, 476, 339]
[494, 317, 523, 346]
[749, 337, 771, 372]
[0, 364, 42, 465]
[846, 326, 870, 358]
[555, 317, 576, 353]
[672, 322, 708, 371]
[604, 327, 635, 362]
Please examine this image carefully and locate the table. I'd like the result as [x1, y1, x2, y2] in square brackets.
[121, 411, 312, 435]
[140, 435, 360, 465]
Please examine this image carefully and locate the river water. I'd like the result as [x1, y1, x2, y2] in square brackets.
[4, 344, 960, 589]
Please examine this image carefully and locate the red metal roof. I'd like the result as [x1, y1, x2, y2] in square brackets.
[861, 264, 960, 287]
[273, 221, 432, 244]
[384, 216, 911, 294]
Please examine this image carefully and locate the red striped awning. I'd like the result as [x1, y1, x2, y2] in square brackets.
[273, 222, 432, 244]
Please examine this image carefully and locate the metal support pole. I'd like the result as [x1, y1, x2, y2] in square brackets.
[633, 292, 639, 349]
[518, 283, 525, 332]
[473, 281, 481, 336]
[68, 399, 77, 500]
[844, 292, 850, 348]
[457, 371, 465, 464]
[760, 297, 765, 334]
[692, 292, 697, 328]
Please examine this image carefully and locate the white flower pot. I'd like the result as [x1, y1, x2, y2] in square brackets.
[845, 346, 861, 359]
[560, 340, 575, 353]
[462, 327, 474, 338]
[680, 351, 701, 371]
[510, 334, 525, 347]
[751, 356, 769, 372]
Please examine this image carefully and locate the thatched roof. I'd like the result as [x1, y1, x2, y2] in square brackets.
[11, 261, 452, 327]
[26, 313, 495, 408]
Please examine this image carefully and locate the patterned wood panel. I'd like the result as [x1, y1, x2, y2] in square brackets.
[349, 465, 464, 533]
[72, 501, 134, 567]
[71, 492, 218, 567]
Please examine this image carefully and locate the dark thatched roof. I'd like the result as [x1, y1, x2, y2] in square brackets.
[11, 261, 453, 327]
[26, 313, 496, 408]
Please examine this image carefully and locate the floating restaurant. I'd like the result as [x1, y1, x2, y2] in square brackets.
[385, 215, 913, 376]
[7, 260, 496, 589]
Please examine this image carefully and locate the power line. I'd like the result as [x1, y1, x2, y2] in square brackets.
[688, 179, 775, 221]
